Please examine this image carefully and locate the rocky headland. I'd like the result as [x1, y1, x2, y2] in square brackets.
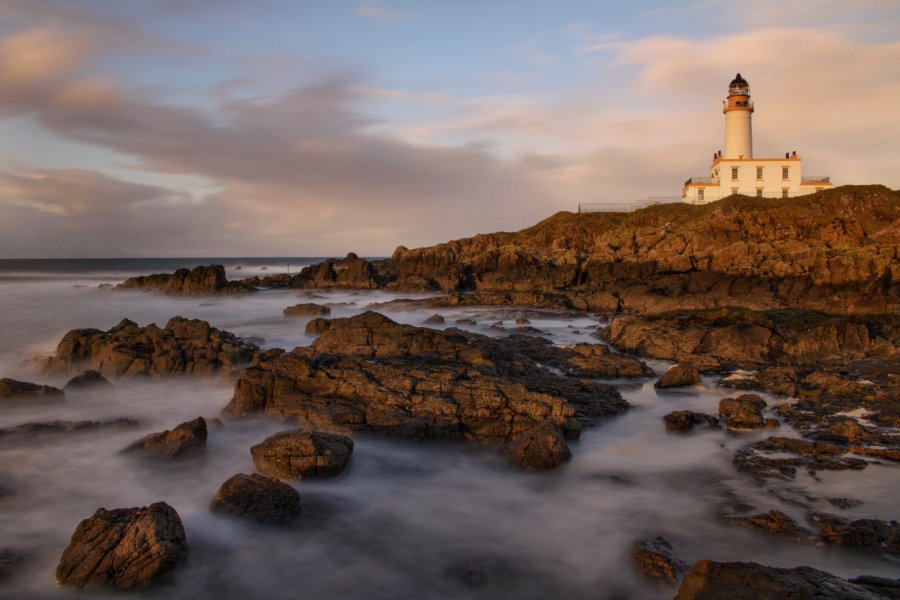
[8, 185, 896, 595]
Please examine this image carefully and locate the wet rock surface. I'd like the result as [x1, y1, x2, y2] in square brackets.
[630, 536, 688, 586]
[505, 420, 571, 470]
[0, 418, 138, 439]
[225, 312, 627, 444]
[674, 560, 888, 600]
[250, 428, 354, 480]
[0, 377, 63, 400]
[40, 317, 259, 379]
[283, 303, 331, 317]
[663, 410, 718, 432]
[720, 509, 817, 543]
[849, 576, 900, 599]
[718, 393, 772, 430]
[209, 473, 301, 524]
[734, 436, 868, 481]
[123, 417, 207, 459]
[56, 502, 187, 590]
[655, 362, 701, 389]
[118, 264, 255, 295]
[807, 511, 900, 554]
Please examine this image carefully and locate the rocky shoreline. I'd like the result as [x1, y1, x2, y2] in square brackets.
[2, 185, 898, 596]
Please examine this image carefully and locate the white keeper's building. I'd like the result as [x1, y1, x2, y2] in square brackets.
[682, 74, 832, 205]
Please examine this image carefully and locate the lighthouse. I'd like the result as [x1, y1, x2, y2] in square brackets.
[723, 73, 753, 159]
[681, 73, 832, 204]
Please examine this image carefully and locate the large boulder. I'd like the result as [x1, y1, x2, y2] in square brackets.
[674, 560, 886, 600]
[251, 429, 354, 480]
[0, 378, 63, 400]
[224, 313, 626, 445]
[118, 264, 255, 295]
[63, 370, 111, 391]
[505, 420, 571, 471]
[40, 317, 259, 378]
[209, 473, 301, 524]
[655, 362, 701, 389]
[56, 502, 187, 590]
[631, 536, 689, 586]
[718, 394, 772, 430]
[123, 417, 207, 459]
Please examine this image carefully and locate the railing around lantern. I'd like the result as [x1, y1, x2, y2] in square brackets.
[684, 176, 717, 186]
[801, 176, 830, 183]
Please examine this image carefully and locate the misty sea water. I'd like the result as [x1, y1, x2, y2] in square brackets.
[0, 259, 897, 599]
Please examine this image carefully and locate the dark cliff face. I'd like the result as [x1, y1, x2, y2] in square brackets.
[295, 185, 899, 315]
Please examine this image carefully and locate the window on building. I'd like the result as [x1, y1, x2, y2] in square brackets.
[756, 167, 763, 180]
[731, 167, 739, 180]
[756, 189, 763, 198]
[782, 167, 789, 180]
[698, 189, 704, 202]
[731, 187, 739, 196]
[782, 188, 789, 198]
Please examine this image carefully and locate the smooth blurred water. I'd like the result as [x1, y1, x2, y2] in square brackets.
[0, 260, 897, 599]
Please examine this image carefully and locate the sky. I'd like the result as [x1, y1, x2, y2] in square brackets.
[0, 0, 898, 258]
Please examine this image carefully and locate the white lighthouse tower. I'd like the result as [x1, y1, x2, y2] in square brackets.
[723, 73, 753, 159]
[681, 73, 832, 204]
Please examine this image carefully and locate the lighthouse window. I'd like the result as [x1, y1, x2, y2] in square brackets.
[697, 189, 704, 201]
[782, 167, 789, 180]
[756, 167, 763, 180]
[782, 188, 789, 198]
[756, 189, 763, 198]
[731, 167, 739, 180]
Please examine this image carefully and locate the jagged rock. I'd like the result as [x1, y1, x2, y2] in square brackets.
[40, 317, 259, 378]
[56, 502, 187, 590]
[631, 536, 688, 586]
[224, 313, 626, 444]
[808, 511, 900, 553]
[718, 394, 767, 429]
[294, 253, 382, 289]
[734, 436, 867, 481]
[209, 473, 301, 524]
[565, 343, 655, 378]
[0, 418, 138, 438]
[423, 314, 445, 324]
[822, 418, 881, 444]
[118, 264, 255, 295]
[674, 560, 886, 599]
[663, 410, 718, 432]
[283, 303, 331, 317]
[720, 509, 816, 542]
[123, 417, 207, 459]
[63, 370, 111, 390]
[305, 317, 330, 335]
[0, 378, 63, 400]
[506, 420, 571, 470]
[655, 362, 701, 389]
[250, 429, 354, 480]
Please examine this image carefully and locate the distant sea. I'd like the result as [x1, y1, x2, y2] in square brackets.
[0, 257, 328, 276]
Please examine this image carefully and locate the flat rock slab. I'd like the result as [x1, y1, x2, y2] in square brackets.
[210, 473, 301, 524]
[0, 378, 63, 400]
[251, 428, 353, 480]
[283, 303, 331, 317]
[674, 560, 887, 600]
[56, 502, 187, 590]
